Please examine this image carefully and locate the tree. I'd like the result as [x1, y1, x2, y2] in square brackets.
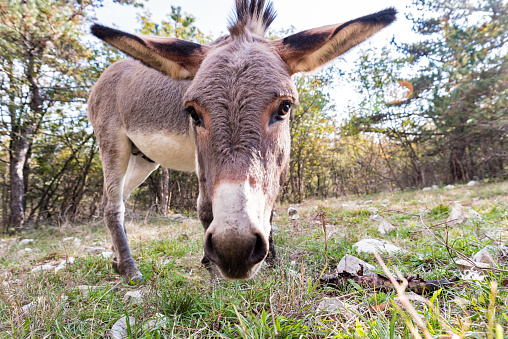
[342, 0, 507, 186]
[0, 0, 137, 231]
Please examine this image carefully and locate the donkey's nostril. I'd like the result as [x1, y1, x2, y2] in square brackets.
[204, 233, 219, 264]
[250, 233, 268, 265]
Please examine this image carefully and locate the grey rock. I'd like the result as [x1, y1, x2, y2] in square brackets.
[444, 184, 455, 189]
[455, 259, 490, 270]
[83, 246, 103, 253]
[111, 316, 136, 339]
[466, 207, 482, 220]
[353, 239, 404, 256]
[380, 204, 388, 208]
[364, 200, 373, 204]
[77, 285, 105, 296]
[123, 290, 144, 304]
[472, 248, 496, 267]
[72, 238, 82, 246]
[466, 180, 478, 186]
[101, 251, 115, 259]
[370, 214, 395, 234]
[291, 214, 300, 220]
[19, 239, 34, 245]
[316, 298, 358, 321]
[62, 237, 75, 242]
[432, 185, 439, 189]
[446, 202, 466, 226]
[31, 265, 55, 273]
[382, 199, 390, 203]
[336, 255, 375, 276]
[422, 187, 432, 191]
[288, 207, 298, 216]
[171, 213, 186, 221]
[24, 248, 32, 252]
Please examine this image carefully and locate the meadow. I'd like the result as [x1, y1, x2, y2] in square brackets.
[1, 180, 507, 338]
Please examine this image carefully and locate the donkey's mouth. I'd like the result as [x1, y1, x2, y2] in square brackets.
[204, 232, 268, 280]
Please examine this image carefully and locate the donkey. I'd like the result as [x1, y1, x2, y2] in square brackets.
[88, 0, 396, 283]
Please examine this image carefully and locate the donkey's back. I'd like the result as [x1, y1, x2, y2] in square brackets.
[88, 59, 195, 172]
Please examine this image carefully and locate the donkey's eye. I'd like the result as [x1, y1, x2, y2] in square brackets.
[270, 101, 292, 125]
[186, 106, 203, 127]
[278, 101, 292, 117]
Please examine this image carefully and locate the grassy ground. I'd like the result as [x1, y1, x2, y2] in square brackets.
[1, 180, 507, 338]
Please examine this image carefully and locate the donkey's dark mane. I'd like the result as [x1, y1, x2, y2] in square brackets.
[228, 0, 276, 37]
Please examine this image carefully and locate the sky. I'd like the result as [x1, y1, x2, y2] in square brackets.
[92, 0, 418, 115]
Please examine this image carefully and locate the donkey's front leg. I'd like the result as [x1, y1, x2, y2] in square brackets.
[99, 135, 143, 284]
[103, 196, 142, 283]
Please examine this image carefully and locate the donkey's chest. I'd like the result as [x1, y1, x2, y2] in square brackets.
[128, 132, 196, 172]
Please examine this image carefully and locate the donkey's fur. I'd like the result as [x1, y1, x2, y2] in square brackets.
[89, 0, 396, 282]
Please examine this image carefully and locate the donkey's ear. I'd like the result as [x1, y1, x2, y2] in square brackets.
[91, 25, 209, 79]
[271, 8, 396, 75]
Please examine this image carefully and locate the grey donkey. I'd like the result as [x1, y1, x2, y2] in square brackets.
[88, 0, 396, 283]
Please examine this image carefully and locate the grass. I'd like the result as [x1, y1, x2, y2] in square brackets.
[1, 180, 507, 338]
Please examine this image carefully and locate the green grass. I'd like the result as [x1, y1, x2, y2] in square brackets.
[1, 180, 507, 338]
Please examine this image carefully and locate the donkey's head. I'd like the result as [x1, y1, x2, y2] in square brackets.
[91, 0, 396, 280]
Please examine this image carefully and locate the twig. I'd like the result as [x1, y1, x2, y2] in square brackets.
[374, 252, 432, 339]
[419, 215, 508, 273]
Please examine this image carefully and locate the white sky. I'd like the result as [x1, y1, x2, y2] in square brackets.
[93, 0, 418, 115]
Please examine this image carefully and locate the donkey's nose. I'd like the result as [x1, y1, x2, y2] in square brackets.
[203, 230, 268, 279]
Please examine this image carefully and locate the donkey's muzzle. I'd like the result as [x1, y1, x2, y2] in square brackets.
[204, 230, 268, 280]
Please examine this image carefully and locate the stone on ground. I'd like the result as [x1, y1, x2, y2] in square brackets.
[31, 265, 55, 273]
[444, 184, 455, 189]
[123, 290, 144, 304]
[111, 316, 136, 339]
[62, 237, 74, 242]
[170, 213, 186, 221]
[353, 239, 404, 256]
[455, 259, 491, 270]
[335, 254, 375, 276]
[370, 214, 396, 234]
[101, 251, 115, 259]
[19, 239, 34, 245]
[472, 248, 496, 267]
[466, 180, 478, 186]
[446, 202, 466, 226]
[83, 246, 103, 253]
[432, 185, 439, 189]
[316, 298, 358, 321]
[291, 214, 300, 220]
[288, 207, 298, 216]
[422, 187, 431, 191]
[72, 238, 82, 246]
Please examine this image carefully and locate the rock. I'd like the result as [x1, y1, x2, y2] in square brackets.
[466, 207, 482, 220]
[19, 239, 34, 245]
[367, 207, 379, 214]
[444, 185, 455, 189]
[171, 213, 186, 221]
[336, 255, 375, 276]
[454, 259, 491, 270]
[446, 203, 466, 226]
[466, 180, 478, 186]
[432, 185, 439, 189]
[123, 290, 144, 304]
[291, 214, 300, 220]
[353, 239, 404, 256]
[72, 238, 82, 246]
[62, 237, 75, 242]
[55, 257, 75, 273]
[143, 313, 166, 331]
[370, 214, 395, 234]
[288, 207, 298, 216]
[110, 316, 136, 339]
[377, 218, 396, 234]
[461, 269, 485, 282]
[21, 297, 45, 315]
[472, 248, 496, 267]
[472, 197, 480, 201]
[101, 251, 115, 259]
[83, 246, 103, 253]
[380, 204, 388, 208]
[364, 200, 373, 204]
[31, 265, 55, 273]
[382, 199, 390, 203]
[316, 298, 358, 320]
[24, 248, 32, 252]
[341, 203, 350, 208]
[422, 187, 431, 191]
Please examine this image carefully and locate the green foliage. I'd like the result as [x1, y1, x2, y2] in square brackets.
[341, 0, 507, 187]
